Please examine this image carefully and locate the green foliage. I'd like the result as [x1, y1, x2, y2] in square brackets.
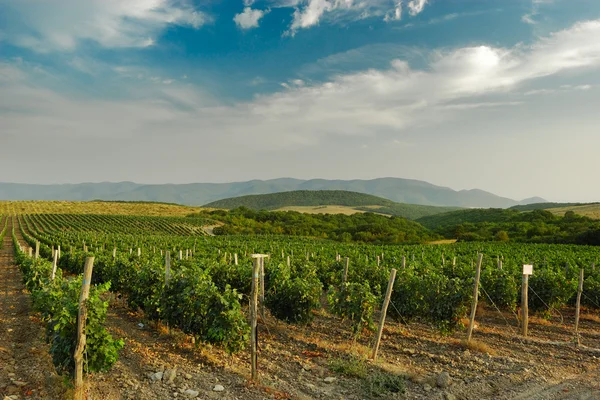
[391, 268, 471, 331]
[481, 268, 518, 310]
[210, 208, 439, 244]
[328, 282, 378, 335]
[418, 208, 600, 245]
[13, 241, 123, 375]
[364, 371, 405, 397]
[529, 268, 578, 312]
[328, 356, 368, 378]
[162, 271, 249, 353]
[266, 263, 322, 324]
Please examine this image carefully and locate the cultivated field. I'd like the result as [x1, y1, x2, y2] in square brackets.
[1, 202, 599, 400]
[0, 200, 203, 216]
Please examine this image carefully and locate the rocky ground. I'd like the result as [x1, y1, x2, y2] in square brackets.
[2, 223, 600, 399]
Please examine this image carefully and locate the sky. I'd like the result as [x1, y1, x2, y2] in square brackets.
[1, 0, 600, 202]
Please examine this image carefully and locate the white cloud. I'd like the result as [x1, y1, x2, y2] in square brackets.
[2, 0, 209, 52]
[384, 1, 402, 22]
[286, 0, 401, 34]
[234, 7, 268, 29]
[290, 0, 334, 31]
[3, 20, 600, 152]
[406, 0, 428, 16]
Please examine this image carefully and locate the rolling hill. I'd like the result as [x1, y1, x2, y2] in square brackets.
[203, 190, 462, 219]
[0, 178, 546, 208]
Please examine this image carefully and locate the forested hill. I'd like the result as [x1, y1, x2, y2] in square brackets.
[203, 190, 462, 220]
[416, 208, 600, 245]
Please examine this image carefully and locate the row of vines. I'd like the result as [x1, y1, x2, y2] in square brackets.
[5, 212, 600, 376]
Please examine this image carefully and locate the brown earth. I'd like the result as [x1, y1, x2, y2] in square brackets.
[0, 217, 67, 400]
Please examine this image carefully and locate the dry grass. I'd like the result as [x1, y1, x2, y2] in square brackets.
[275, 205, 371, 215]
[581, 313, 600, 323]
[548, 204, 600, 220]
[427, 239, 458, 245]
[456, 339, 497, 356]
[530, 316, 552, 326]
[0, 200, 205, 216]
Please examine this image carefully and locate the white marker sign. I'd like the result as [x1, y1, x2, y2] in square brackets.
[523, 264, 533, 275]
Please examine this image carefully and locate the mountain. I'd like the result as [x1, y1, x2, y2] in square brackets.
[204, 190, 462, 220]
[0, 178, 544, 208]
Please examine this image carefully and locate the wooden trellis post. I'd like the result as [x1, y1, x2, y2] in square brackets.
[74, 257, 94, 399]
[522, 264, 533, 337]
[467, 253, 483, 342]
[371, 268, 397, 361]
[250, 254, 269, 381]
[574, 269, 584, 345]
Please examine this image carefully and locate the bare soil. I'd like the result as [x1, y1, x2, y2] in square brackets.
[0, 217, 67, 400]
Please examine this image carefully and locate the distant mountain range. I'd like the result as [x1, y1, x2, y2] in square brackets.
[0, 178, 546, 208]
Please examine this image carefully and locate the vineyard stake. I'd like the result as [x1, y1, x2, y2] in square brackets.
[342, 257, 350, 291]
[371, 268, 397, 361]
[51, 249, 59, 280]
[58, 245, 61, 259]
[234, 253, 238, 266]
[250, 254, 268, 381]
[521, 264, 532, 337]
[260, 257, 266, 321]
[165, 251, 171, 287]
[28, 247, 32, 257]
[467, 253, 483, 342]
[35, 241, 39, 259]
[575, 268, 584, 345]
[402, 256, 406, 269]
[74, 257, 95, 398]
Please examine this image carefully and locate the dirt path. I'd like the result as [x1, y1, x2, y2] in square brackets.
[0, 216, 66, 399]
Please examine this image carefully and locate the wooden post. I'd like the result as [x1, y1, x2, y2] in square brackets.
[467, 253, 483, 342]
[57, 245, 61, 259]
[165, 251, 171, 287]
[371, 268, 397, 361]
[234, 253, 238, 266]
[287, 255, 290, 267]
[402, 256, 406, 269]
[574, 268, 584, 345]
[342, 257, 350, 290]
[113, 247, 116, 258]
[250, 254, 268, 381]
[51, 250, 59, 280]
[260, 257, 266, 321]
[522, 273, 529, 337]
[498, 257, 502, 270]
[28, 247, 33, 257]
[179, 250, 183, 260]
[74, 257, 94, 397]
[377, 256, 380, 266]
[35, 241, 39, 259]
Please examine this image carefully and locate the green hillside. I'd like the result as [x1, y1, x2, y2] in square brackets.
[203, 190, 461, 220]
[416, 208, 600, 245]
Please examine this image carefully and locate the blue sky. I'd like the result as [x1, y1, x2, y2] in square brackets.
[1, 0, 600, 202]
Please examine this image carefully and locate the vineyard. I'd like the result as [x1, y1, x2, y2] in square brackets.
[1, 207, 600, 399]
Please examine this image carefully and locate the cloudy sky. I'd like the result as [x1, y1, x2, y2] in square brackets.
[1, 0, 600, 202]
